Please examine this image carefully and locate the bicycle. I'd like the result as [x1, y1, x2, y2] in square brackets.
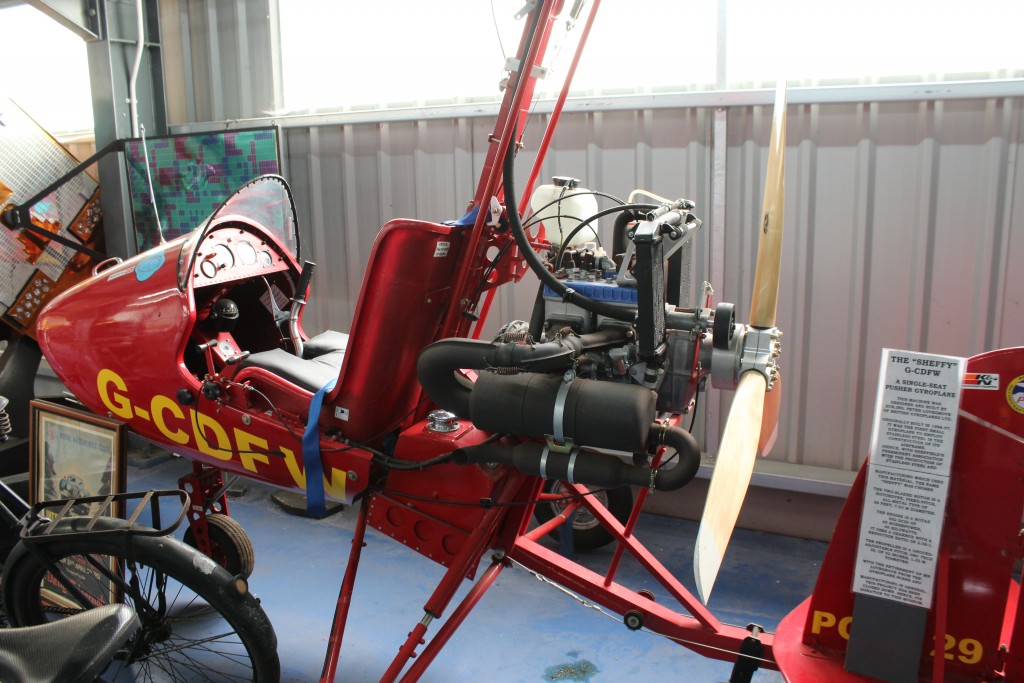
[0, 603, 138, 682]
[0, 479, 280, 682]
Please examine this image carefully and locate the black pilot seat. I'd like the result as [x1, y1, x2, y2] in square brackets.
[237, 330, 349, 393]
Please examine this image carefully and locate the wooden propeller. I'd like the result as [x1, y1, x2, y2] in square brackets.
[694, 81, 787, 604]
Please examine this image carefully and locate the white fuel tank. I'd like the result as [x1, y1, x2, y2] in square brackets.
[529, 177, 598, 248]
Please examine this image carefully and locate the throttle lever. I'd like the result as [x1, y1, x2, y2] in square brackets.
[289, 261, 316, 358]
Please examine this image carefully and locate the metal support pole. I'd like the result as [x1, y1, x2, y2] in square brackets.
[398, 558, 509, 682]
[379, 473, 525, 682]
[320, 494, 371, 682]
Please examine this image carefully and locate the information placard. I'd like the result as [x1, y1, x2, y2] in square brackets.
[852, 349, 964, 608]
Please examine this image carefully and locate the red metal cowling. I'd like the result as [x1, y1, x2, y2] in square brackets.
[37, 241, 192, 416]
[35, 227, 375, 502]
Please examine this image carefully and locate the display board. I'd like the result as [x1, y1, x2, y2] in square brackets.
[854, 349, 964, 608]
[0, 97, 104, 338]
[124, 127, 280, 251]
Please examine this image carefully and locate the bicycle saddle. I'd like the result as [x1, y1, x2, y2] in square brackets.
[0, 603, 139, 683]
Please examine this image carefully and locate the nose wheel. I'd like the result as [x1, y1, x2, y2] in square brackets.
[183, 513, 255, 578]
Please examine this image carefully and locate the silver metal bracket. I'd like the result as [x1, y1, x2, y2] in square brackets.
[503, 57, 551, 80]
[737, 326, 782, 390]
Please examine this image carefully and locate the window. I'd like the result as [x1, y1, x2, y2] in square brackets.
[726, 0, 1024, 87]
[0, 4, 94, 134]
[277, 1, 718, 114]
[278, 0, 1023, 116]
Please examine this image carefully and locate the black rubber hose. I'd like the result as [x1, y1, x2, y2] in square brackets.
[417, 339, 497, 418]
[646, 422, 701, 491]
[417, 329, 631, 418]
[528, 281, 546, 341]
[553, 203, 655, 271]
[452, 422, 699, 492]
[612, 209, 636, 256]
[502, 130, 636, 323]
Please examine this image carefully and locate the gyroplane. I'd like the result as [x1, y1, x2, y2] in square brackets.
[22, 1, 1024, 681]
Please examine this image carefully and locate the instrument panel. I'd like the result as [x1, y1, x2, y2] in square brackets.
[193, 227, 288, 286]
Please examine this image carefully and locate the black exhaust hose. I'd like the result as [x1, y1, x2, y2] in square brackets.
[452, 423, 700, 491]
[469, 372, 654, 453]
[417, 329, 631, 418]
[416, 339, 494, 417]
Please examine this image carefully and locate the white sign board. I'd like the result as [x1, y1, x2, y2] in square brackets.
[852, 349, 964, 608]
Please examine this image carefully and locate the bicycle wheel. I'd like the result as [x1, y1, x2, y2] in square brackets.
[2, 516, 279, 682]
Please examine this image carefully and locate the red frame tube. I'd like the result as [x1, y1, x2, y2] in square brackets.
[442, 0, 560, 340]
[519, 0, 602, 208]
[320, 496, 370, 683]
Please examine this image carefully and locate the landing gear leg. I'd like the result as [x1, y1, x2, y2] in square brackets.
[379, 473, 528, 683]
[320, 495, 371, 683]
[179, 462, 255, 577]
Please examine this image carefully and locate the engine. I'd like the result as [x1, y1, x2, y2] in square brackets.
[519, 180, 763, 416]
[416, 173, 781, 494]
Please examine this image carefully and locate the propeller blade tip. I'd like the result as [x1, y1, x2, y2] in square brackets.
[694, 532, 722, 604]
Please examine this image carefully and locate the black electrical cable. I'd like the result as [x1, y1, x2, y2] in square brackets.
[523, 189, 625, 245]
[503, 132, 638, 323]
[467, 238, 516, 311]
[526, 190, 626, 221]
[552, 203, 656, 269]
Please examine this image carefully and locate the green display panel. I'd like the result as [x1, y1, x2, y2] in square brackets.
[125, 128, 281, 251]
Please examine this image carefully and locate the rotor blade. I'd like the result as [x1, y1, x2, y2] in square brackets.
[748, 81, 787, 329]
[758, 374, 781, 456]
[694, 370, 766, 603]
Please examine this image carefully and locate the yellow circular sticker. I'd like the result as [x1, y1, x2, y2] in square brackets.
[1008, 375, 1024, 415]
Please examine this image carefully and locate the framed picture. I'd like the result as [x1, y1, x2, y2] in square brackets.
[29, 398, 127, 515]
[28, 398, 127, 608]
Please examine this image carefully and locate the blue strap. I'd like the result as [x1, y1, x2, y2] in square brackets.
[302, 377, 337, 517]
[444, 205, 479, 227]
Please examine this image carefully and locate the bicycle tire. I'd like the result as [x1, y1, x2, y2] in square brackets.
[2, 516, 280, 682]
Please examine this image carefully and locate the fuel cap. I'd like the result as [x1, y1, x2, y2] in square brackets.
[427, 410, 459, 433]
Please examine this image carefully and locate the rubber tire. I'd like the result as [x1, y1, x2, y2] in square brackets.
[184, 513, 256, 578]
[2, 516, 279, 682]
[533, 482, 634, 550]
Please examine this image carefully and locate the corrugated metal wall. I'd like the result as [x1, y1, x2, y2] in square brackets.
[270, 97, 1023, 477]
[159, 0, 281, 124]
[751, 98, 1024, 473]
[159, 3, 1024, 478]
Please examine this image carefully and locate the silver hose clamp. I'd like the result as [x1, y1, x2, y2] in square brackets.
[552, 369, 575, 445]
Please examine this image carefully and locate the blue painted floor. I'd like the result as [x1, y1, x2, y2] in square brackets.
[128, 456, 828, 683]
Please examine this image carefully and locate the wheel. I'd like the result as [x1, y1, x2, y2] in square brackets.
[533, 482, 633, 550]
[2, 516, 279, 682]
[184, 513, 256, 578]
